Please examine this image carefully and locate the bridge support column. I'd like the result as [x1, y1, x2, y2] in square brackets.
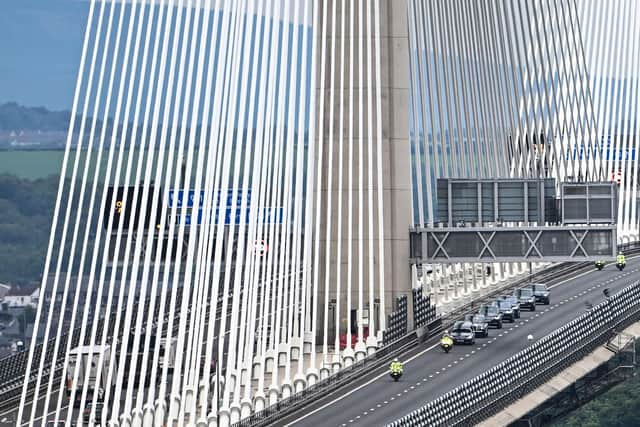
[240, 398, 253, 419]
[218, 408, 230, 427]
[143, 404, 154, 427]
[331, 351, 342, 372]
[290, 337, 302, 361]
[314, 0, 413, 345]
[303, 332, 314, 354]
[268, 385, 279, 405]
[207, 412, 217, 427]
[132, 408, 143, 427]
[184, 385, 195, 418]
[366, 335, 378, 355]
[306, 367, 319, 386]
[253, 392, 267, 412]
[229, 403, 241, 424]
[354, 340, 367, 361]
[293, 373, 307, 393]
[342, 347, 355, 367]
[154, 399, 166, 427]
[120, 414, 132, 427]
[169, 394, 181, 424]
[252, 357, 262, 380]
[319, 363, 331, 380]
[281, 379, 294, 399]
[264, 350, 275, 373]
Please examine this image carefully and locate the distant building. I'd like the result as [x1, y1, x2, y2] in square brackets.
[3, 286, 39, 308]
[0, 283, 10, 299]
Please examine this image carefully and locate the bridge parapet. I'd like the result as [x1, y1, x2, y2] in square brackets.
[389, 280, 640, 427]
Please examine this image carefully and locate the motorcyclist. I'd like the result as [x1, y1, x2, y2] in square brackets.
[617, 252, 626, 266]
[440, 330, 453, 347]
[389, 357, 403, 375]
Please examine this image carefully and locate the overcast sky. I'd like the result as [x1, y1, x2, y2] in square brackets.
[0, 0, 89, 110]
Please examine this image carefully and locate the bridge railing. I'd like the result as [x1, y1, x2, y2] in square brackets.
[389, 280, 640, 427]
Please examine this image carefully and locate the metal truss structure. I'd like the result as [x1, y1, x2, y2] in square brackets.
[410, 225, 616, 263]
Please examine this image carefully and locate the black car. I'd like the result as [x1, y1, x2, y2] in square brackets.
[529, 283, 550, 305]
[450, 321, 476, 344]
[478, 305, 503, 329]
[493, 299, 516, 322]
[464, 313, 489, 337]
[513, 287, 537, 311]
[500, 295, 521, 318]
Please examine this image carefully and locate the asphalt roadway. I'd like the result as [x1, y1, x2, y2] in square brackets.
[285, 259, 640, 427]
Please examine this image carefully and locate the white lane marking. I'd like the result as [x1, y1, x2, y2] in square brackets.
[283, 339, 442, 425]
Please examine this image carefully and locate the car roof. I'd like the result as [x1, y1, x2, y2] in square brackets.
[454, 321, 474, 328]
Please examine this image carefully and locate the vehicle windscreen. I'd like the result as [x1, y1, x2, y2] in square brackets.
[473, 315, 485, 323]
[519, 289, 533, 297]
[486, 307, 499, 316]
[533, 284, 547, 292]
[497, 300, 511, 309]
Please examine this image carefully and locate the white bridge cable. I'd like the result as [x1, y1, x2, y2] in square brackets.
[19, 0, 100, 425]
[21, 0, 398, 425]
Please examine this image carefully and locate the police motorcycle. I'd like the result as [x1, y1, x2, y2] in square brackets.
[440, 331, 453, 353]
[616, 253, 626, 271]
[595, 260, 605, 270]
[389, 358, 403, 381]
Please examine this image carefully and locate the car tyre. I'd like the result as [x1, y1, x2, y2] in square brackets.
[545, 299, 550, 305]
[497, 321, 503, 329]
[531, 304, 536, 311]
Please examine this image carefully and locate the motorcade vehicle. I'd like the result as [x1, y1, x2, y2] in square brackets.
[595, 260, 605, 270]
[529, 283, 551, 305]
[450, 321, 476, 344]
[499, 295, 521, 318]
[389, 358, 403, 381]
[464, 313, 489, 337]
[67, 338, 177, 408]
[440, 334, 453, 353]
[492, 299, 516, 322]
[478, 305, 503, 329]
[513, 287, 536, 311]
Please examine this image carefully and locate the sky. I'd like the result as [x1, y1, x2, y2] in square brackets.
[0, 1, 311, 113]
[0, 0, 89, 111]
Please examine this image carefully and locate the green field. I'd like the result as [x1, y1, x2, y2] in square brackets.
[0, 151, 64, 179]
[0, 149, 199, 181]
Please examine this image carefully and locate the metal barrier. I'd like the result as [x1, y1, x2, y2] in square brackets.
[384, 296, 409, 346]
[388, 280, 640, 427]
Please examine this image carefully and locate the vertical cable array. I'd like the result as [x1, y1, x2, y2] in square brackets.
[19, 1, 327, 426]
[578, 0, 640, 241]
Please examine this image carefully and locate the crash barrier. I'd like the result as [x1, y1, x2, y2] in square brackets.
[387, 281, 640, 427]
[412, 287, 438, 329]
[383, 296, 409, 346]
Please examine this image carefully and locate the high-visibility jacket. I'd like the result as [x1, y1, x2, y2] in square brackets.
[441, 336, 453, 346]
[389, 361, 403, 374]
[617, 254, 626, 264]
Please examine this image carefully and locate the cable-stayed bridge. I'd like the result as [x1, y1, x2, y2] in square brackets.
[8, 0, 640, 426]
